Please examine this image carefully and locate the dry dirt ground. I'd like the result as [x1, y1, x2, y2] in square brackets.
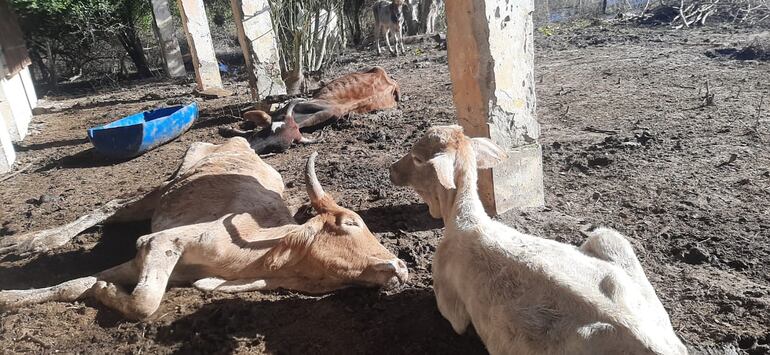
[1, 22, 769, 354]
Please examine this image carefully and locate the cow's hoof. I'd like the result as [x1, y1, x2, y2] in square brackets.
[92, 281, 118, 298]
[0, 291, 24, 310]
[193, 278, 226, 292]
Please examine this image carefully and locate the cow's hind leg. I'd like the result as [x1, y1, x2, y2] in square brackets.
[0, 277, 98, 310]
[0, 261, 138, 310]
[579, 226, 653, 290]
[0, 190, 159, 256]
[92, 236, 182, 320]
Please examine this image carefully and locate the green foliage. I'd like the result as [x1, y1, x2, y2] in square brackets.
[9, 0, 155, 80]
[537, 25, 557, 36]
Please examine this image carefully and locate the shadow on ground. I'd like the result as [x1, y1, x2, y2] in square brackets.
[357, 203, 443, 233]
[0, 221, 148, 289]
[155, 287, 486, 355]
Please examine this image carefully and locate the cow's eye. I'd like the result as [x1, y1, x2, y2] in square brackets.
[343, 219, 359, 227]
[412, 155, 424, 165]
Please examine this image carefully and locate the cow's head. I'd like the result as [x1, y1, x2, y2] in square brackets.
[262, 152, 408, 293]
[243, 110, 272, 128]
[249, 101, 310, 154]
[389, 125, 507, 218]
[391, 0, 405, 20]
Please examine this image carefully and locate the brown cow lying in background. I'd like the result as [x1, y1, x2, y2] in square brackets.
[0, 137, 408, 320]
[222, 66, 400, 154]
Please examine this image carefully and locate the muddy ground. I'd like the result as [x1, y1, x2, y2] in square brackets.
[1, 22, 769, 354]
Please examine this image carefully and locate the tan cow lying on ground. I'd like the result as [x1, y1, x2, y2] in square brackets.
[222, 66, 400, 154]
[0, 137, 408, 320]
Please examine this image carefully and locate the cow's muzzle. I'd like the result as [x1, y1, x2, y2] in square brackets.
[372, 258, 409, 289]
[389, 157, 411, 186]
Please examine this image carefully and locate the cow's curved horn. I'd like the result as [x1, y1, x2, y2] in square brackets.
[285, 100, 298, 123]
[305, 151, 326, 202]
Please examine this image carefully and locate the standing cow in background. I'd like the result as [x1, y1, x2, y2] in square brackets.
[373, 0, 406, 56]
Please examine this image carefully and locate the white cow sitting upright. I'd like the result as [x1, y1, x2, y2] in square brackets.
[389, 125, 687, 355]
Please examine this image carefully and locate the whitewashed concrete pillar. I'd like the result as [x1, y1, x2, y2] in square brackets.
[445, 0, 544, 214]
[151, 0, 187, 78]
[177, 0, 224, 92]
[0, 110, 15, 173]
[230, 0, 286, 100]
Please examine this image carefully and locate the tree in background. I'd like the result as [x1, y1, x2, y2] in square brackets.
[270, 0, 344, 93]
[10, 0, 155, 85]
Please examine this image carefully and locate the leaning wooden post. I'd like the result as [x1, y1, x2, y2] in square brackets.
[445, 0, 544, 214]
[177, 0, 226, 94]
[150, 0, 187, 78]
[230, 0, 287, 100]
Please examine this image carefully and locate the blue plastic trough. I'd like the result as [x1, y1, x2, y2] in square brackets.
[87, 102, 199, 159]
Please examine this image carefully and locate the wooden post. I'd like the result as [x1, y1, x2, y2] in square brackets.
[150, 0, 187, 78]
[177, 0, 227, 94]
[445, 0, 544, 214]
[230, 0, 286, 100]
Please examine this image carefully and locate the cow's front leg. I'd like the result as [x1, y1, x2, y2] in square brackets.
[218, 127, 255, 138]
[193, 277, 340, 294]
[297, 135, 315, 144]
[93, 236, 182, 320]
[434, 283, 471, 334]
[384, 28, 396, 56]
[397, 27, 406, 55]
[376, 27, 383, 55]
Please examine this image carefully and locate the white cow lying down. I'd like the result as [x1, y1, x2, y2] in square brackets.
[0, 137, 408, 320]
[389, 126, 687, 355]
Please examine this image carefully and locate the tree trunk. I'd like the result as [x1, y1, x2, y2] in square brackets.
[418, 0, 434, 34]
[46, 40, 57, 87]
[403, 2, 419, 35]
[344, 0, 363, 45]
[284, 69, 304, 95]
[118, 27, 152, 78]
[117, 2, 152, 78]
[29, 49, 50, 86]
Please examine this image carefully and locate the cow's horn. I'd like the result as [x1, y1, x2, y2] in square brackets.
[305, 151, 326, 202]
[285, 100, 298, 123]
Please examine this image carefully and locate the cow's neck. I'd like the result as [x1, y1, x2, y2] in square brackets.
[440, 158, 489, 231]
[389, 4, 400, 20]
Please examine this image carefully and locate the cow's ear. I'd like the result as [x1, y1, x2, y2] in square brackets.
[471, 137, 507, 169]
[262, 222, 318, 270]
[429, 153, 455, 190]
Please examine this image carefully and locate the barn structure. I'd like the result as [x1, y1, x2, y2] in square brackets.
[0, 0, 38, 174]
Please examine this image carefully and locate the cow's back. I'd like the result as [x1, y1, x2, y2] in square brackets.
[372, 0, 391, 23]
[438, 222, 685, 354]
[314, 67, 399, 113]
[152, 137, 292, 231]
